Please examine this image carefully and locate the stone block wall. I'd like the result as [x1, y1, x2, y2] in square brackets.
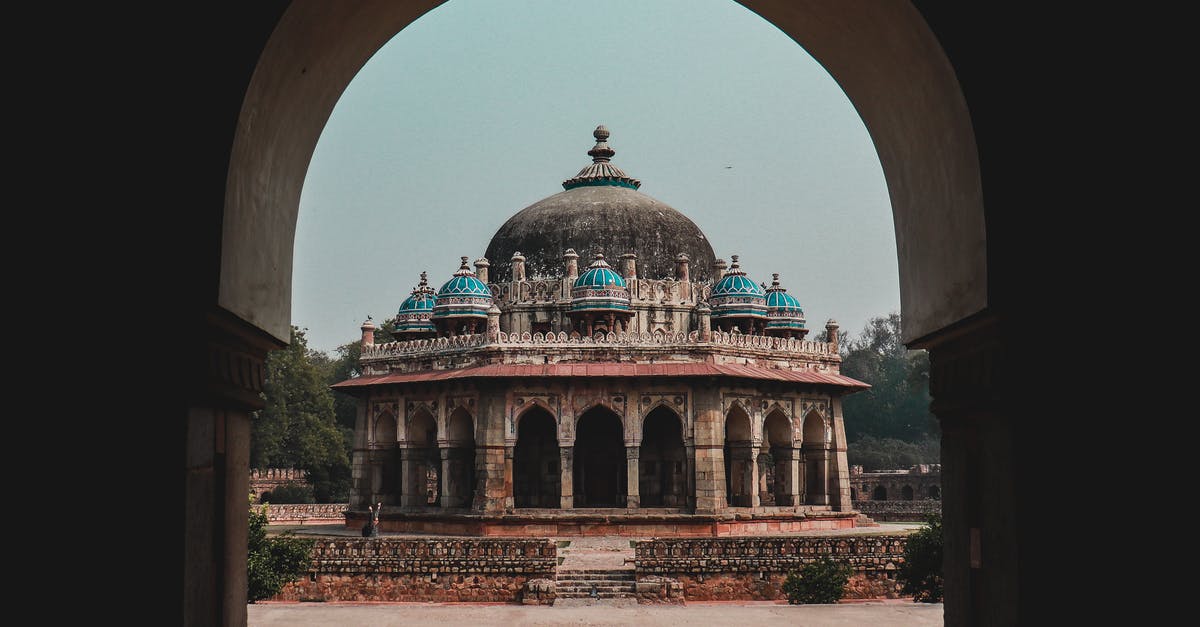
[264, 503, 348, 524]
[273, 537, 557, 603]
[634, 535, 909, 601]
[853, 500, 941, 521]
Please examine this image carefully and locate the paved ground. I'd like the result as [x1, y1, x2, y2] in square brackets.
[249, 601, 942, 626]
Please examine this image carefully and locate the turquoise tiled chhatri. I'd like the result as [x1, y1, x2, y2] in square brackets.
[709, 255, 767, 319]
[395, 271, 437, 333]
[764, 273, 807, 331]
[432, 257, 493, 319]
[570, 253, 631, 312]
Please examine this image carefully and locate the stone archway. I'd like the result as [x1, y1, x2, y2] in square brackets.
[370, 410, 399, 506]
[404, 407, 439, 508]
[724, 403, 755, 507]
[762, 409, 796, 506]
[186, 3, 1014, 622]
[443, 407, 475, 508]
[513, 407, 559, 508]
[802, 409, 828, 505]
[639, 406, 688, 507]
[574, 406, 626, 507]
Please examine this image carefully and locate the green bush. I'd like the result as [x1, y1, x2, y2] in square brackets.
[260, 481, 315, 504]
[898, 513, 944, 602]
[782, 557, 852, 604]
[247, 505, 314, 602]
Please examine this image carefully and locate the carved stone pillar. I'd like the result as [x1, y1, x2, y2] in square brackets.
[399, 447, 419, 508]
[504, 444, 515, 511]
[439, 446, 454, 508]
[559, 446, 574, 509]
[748, 447, 760, 508]
[626, 446, 640, 509]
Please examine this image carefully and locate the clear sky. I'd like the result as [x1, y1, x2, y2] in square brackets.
[294, 0, 898, 354]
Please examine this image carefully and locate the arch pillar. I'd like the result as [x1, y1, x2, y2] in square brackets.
[559, 445, 574, 509]
[625, 445, 640, 509]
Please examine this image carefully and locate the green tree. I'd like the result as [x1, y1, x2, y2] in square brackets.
[247, 504, 314, 602]
[782, 557, 853, 604]
[838, 314, 940, 446]
[251, 326, 351, 502]
[898, 513, 944, 602]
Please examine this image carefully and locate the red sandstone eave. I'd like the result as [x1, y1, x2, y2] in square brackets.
[330, 363, 870, 390]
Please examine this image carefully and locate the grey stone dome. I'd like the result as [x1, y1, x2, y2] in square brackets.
[485, 126, 716, 282]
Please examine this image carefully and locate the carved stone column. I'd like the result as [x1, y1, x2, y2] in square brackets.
[439, 446, 454, 508]
[748, 447, 761, 508]
[504, 444, 515, 511]
[626, 446, 640, 509]
[398, 447, 418, 508]
[559, 446, 574, 509]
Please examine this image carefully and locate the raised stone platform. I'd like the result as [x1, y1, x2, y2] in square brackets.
[345, 508, 860, 537]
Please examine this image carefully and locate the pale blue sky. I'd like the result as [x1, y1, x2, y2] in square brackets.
[294, 0, 898, 353]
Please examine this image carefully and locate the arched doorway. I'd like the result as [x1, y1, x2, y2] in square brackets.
[639, 406, 687, 507]
[850, 487, 857, 501]
[724, 403, 754, 507]
[371, 410, 399, 506]
[873, 485, 888, 501]
[928, 485, 941, 500]
[574, 406, 626, 507]
[443, 407, 475, 509]
[513, 407, 559, 508]
[762, 409, 796, 506]
[404, 407, 439, 508]
[194, 3, 1006, 621]
[802, 409, 828, 505]
[902, 485, 914, 501]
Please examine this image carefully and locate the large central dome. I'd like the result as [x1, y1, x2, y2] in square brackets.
[485, 126, 716, 282]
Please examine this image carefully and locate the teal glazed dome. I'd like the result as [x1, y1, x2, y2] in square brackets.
[764, 273, 807, 331]
[395, 271, 437, 333]
[571, 252, 631, 312]
[432, 257, 493, 320]
[709, 255, 767, 319]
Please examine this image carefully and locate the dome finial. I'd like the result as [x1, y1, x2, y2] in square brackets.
[730, 254, 740, 268]
[460, 256, 470, 270]
[772, 273, 780, 286]
[587, 125, 615, 163]
[419, 271, 428, 287]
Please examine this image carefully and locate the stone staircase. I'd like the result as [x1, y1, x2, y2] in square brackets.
[554, 567, 636, 601]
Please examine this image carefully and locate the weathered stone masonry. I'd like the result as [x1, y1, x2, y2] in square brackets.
[274, 537, 557, 604]
[634, 536, 909, 601]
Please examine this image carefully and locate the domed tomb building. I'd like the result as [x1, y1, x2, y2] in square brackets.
[335, 126, 869, 535]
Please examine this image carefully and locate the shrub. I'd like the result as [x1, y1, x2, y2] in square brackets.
[247, 505, 314, 602]
[898, 513, 944, 602]
[782, 557, 852, 604]
[261, 481, 315, 504]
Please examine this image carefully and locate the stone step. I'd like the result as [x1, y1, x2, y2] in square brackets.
[555, 573, 636, 581]
[556, 569, 636, 576]
[556, 584, 635, 592]
[556, 593, 638, 599]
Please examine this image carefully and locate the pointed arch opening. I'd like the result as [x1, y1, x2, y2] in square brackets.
[371, 410, 399, 505]
[513, 407, 559, 508]
[761, 409, 796, 506]
[928, 485, 941, 500]
[405, 407, 439, 507]
[873, 485, 888, 501]
[574, 406, 626, 507]
[640, 406, 687, 507]
[443, 407, 475, 508]
[802, 409, 829, 505]
[724, 403, 754, 507]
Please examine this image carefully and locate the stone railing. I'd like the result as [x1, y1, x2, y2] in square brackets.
[273, 537, 557, 603]
[263, 503, 348, 523]
[362, 330, 834, 360]
[854, 500, 941, 521]
[634, 535, 909, 601]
